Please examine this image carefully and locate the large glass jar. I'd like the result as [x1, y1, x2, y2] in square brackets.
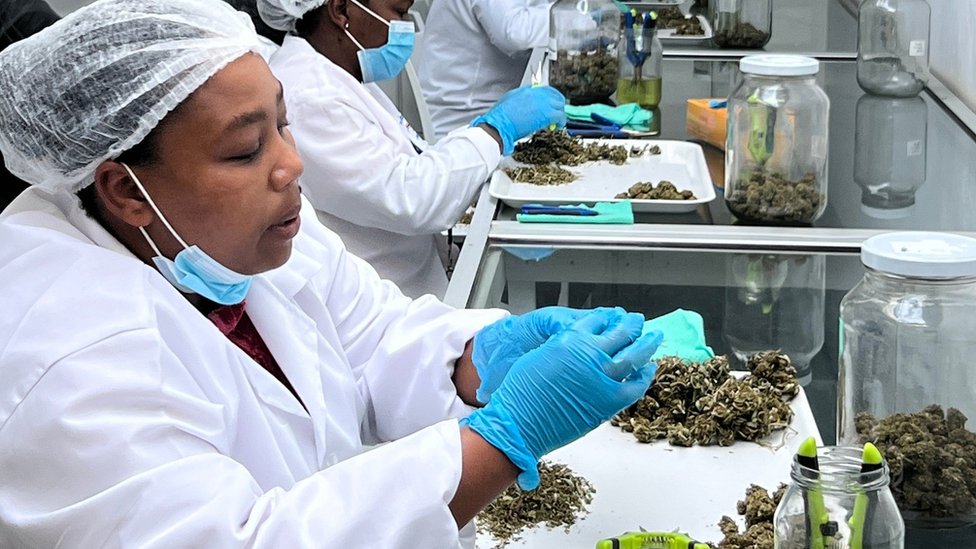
[616, 10, 663, 109]
[710, 0, 772, 49]
[724, 55, 829, 225]
[838, 232, 976, 529]
[857, 0, 930, 97]
[774, 445, 905, 548]
[548, 0, 621, 105]
[854, 94, 927, 219]
[723, 254, 825, 385]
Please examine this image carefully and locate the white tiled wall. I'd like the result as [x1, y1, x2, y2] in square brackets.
[926, 0, 976, 111]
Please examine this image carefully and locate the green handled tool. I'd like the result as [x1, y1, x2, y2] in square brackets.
[595, 530, 710, 549]
[849, 442, 884, 549]
[796, 436, 836, 549]
[746, 91, 775, 165]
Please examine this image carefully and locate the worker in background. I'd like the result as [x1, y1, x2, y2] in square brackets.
[254, 0, 566, 300]
[0, 1, 662, 546]
[0, 0, 59, 211]
[420, 0, 555, 142]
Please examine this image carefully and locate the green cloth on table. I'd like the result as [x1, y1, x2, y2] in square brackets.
[516, 201, 634, 224]
[642, 308, 715, 363]
[564, 103, 653, 131]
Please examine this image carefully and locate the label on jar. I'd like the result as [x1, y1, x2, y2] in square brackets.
[909, 40, 926, 57]
[907, 140, 923, 157]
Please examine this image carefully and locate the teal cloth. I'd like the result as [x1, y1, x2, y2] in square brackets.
[641, 309, 715, 363]
[516, 201, 634, 224]
[564, 103, 653, 131]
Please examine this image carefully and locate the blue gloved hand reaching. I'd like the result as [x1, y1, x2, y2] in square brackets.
[471, 85, 567, 155]
[472, 306, 585, 404]
[463, 307, 664, 490]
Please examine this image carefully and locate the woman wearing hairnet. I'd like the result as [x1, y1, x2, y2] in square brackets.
[420, 0, 555, 142]
[0, 1, 661, 547]
[254, 0, 566, 299]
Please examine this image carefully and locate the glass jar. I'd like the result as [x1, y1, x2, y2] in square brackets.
[854, 94, 927, 219]
[774, 445, 905, 548]
[838, 232, 976, 529]
[616, 10, 663, 109]
[710, 0, 772, 49]
[724, 55, 829, 225]
[857, 0, 930, 97]
[723, 254, 825, 385]
[549, 0, 621, 105]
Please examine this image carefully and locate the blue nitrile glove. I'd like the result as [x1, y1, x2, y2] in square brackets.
[472, 307, 586, 404]
[471, 85, 567, 156]
[463, 308, 664, 490]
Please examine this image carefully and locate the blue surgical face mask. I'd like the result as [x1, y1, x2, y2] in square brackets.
[344, 0, 415, 83]
[122, 163, 253, 306]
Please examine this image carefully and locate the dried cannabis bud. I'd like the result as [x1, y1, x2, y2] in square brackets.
[512, 129, 635, 167]
[549, 49, 618, 104]
[856, 405, 976, 521]
[725, 170, 823, 225]
[477, 461, 595, 547]
[716, 483, 788, 549]
[611, 352, 799, 446]
[615, 180, 697, 200]
[657, 7, 705, 36]
[505, 165, 577, 186]
[631, 144, 661, 157]
[713, 23, 770, 48]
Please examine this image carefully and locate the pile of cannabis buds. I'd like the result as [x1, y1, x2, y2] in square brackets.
[612, 351, 800, 446]
[505, 129, 659, 186]
[477, 461, 595, 548]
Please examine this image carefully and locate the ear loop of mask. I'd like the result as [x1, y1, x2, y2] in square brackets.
[121, 163, 191, 253]
[343, 0, 390, 49]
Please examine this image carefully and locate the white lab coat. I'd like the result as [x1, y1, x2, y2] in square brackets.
[270, 36, 501, 300]
[419, 0, 554, 141]
[0, 188, 507, 548]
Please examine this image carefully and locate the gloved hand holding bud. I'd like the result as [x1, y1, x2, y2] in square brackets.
[471, 85, 567, 155]
[464, 307, 663, 489]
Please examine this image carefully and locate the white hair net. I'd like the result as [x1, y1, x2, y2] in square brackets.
[256, 0, 327, 32]
[0, 0, 263, 193]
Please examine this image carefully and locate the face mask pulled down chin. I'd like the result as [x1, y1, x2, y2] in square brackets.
[344, 0, 415, 82]
[121, 163, 253, 306]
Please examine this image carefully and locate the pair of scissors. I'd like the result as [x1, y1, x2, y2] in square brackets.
[624, 10, 657, 81]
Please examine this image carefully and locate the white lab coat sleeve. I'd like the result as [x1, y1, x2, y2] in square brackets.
[298, 213, 507, 442]
[0, 329, 468, 549]
[290, 96, 501, 236]
[472, 0, 551, 57]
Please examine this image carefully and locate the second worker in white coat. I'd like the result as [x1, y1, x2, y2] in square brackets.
[420, 0, 555, 142]
[255, 0, 566, 299]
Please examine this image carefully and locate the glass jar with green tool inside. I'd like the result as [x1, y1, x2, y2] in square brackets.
[709, 0, 772, 48]
[774, 441, 904, 549]
[724, 55, 829, 225]
[616, 9, 663, 109]
[548, 0, 622, 105]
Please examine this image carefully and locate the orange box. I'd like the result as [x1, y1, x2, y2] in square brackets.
[686, 98, 728, 151]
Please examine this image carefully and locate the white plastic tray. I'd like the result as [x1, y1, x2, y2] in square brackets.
[476, 381, 822, 548]
[659, 15, 714, 46]
[489, 139, 715, 214]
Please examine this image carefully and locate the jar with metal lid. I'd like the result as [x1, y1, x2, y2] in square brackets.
[548, 0, 621, 105]
[709, 0, 771, 48]
[616, 10, 663, 109]
[724, 55, 829, 225]
[857, 0, 930, 97]
[774, 445, 904, 548]
[838, 231, 976, 529]
[854, 94, 927, 219]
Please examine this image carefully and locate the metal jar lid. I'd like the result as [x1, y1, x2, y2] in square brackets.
[861, 231, 976, 279]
